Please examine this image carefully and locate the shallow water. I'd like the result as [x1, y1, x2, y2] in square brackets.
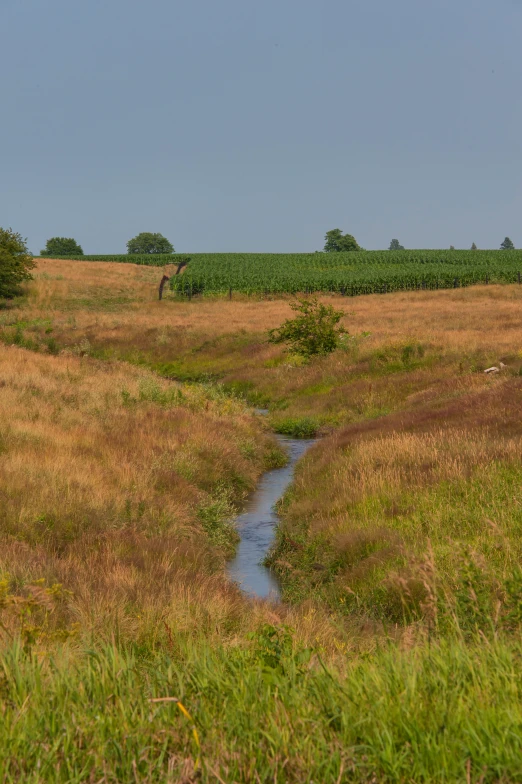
[228, 435, 316, 600]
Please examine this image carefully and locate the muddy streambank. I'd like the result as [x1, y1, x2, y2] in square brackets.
[228, 435, 317, 600]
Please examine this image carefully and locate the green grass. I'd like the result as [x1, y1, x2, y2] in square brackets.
[271, 416, 321, 438]
[1, 633, 522, 782]
[269, 424, 522, 630]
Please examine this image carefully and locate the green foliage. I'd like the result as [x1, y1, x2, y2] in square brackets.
[268, 297, 347, 357]
[389, 238, 405, 250]
[167, 249, 522, 296]
[273, 417, 319, 438]
[323, 228, 360, 252]
[40, 237, 83, 256]
[249, 623, 296, 670]
[0, 228, 35, 299]
[501, 236, 515, 250]
[127, 232, 174, 254]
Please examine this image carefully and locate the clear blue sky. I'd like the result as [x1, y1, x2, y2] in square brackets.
[1, 0, 521, 253]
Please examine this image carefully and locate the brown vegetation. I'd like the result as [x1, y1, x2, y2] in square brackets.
[0, 344, 352, 658]
[24, 258, 522, 354]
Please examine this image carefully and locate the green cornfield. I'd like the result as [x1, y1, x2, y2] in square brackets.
[38, 250, 522, 296]
[170, 250, 522, 296]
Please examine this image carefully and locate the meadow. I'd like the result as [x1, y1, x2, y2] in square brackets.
[2, 258, 522, 781]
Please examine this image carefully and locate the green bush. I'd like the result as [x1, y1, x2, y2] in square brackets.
[0, 228, 35, 299]
[268, 297, 347, 357]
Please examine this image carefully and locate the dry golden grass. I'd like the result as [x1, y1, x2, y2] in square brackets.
[25, 257, 522, 357]
[0, 343, 269, 530]
[0, 344, 265, 641]
[0, 341, 356, 657]
[14, 259, 522, 434]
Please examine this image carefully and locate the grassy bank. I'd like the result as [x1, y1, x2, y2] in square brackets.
[269, 375, 522, 626]
[0, 343, 291, 646]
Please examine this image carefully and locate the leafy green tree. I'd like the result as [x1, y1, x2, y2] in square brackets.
[501, 237, 515, 250]
[450, 245, 455, 250]
[41, 237, 83, 256]
[127, 232, 174, 254]
[323, 229, 360, 253]
[389, 239, 405, 250]
[268, 297, 347, 357]
[471, 243, 478, 250]
[0, 228, 35, 298]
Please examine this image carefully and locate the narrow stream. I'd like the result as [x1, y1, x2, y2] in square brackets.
[228, 435, 317, 600]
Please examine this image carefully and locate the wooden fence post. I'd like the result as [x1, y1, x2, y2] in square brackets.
[158, 275, 170, 301]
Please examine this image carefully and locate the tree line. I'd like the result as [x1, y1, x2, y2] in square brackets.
[37, 230, 519, 257]
[324, 230, 516, 252]
[1, 224, 519, 302]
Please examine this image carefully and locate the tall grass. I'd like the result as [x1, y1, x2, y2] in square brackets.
[1, 634, 522, 782]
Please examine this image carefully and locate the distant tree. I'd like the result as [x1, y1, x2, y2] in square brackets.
[323, 229, 360, 253]
[389, 239, 405, 250]
[127, 232, 174, 254]
[0, 227, 35, 298]
[450, 245, 455, 250]
[41, 237, 83, 256]
[500, 237, 515, 250]
[471, 242, 478, 250]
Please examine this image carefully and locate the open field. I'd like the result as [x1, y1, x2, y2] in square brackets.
[37, 249, 522, 295]
[8, 257, 522, 433]
[3, 258, 522, 780]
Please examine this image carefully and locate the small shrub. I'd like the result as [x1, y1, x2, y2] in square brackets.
[268, 297, 347, 357]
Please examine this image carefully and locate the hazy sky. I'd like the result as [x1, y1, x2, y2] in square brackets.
[2, 0, 521, 253]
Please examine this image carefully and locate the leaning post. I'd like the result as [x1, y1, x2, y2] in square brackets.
[159, 275, 170, 301]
